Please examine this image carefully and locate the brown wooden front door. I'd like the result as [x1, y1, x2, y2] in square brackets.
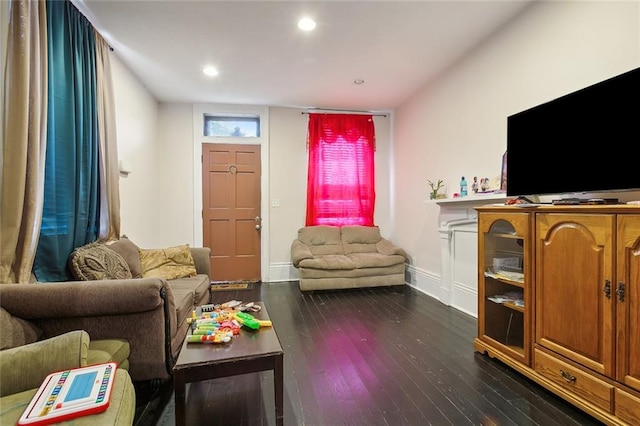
[202, 143, 261, 282]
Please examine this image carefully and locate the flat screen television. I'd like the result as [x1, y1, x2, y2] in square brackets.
[506, 66, 640, 198]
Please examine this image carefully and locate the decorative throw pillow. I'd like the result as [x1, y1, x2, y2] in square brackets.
[139, 244, 197, 280]
[106, 236, 143, 278]
[68, 241, 133, 281]
[0, 307, 43, 350]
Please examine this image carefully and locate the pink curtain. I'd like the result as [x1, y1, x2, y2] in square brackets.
[305, 113, 376, 226]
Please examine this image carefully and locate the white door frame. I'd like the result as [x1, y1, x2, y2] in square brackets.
[192, 103, 270, 282]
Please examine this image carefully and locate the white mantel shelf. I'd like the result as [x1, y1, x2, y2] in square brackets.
[434, 192, 509, 206]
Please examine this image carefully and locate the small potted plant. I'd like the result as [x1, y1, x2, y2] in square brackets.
[428, 179, 444, 200]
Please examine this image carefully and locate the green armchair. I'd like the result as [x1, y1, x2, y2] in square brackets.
[0, 308, 136, 425]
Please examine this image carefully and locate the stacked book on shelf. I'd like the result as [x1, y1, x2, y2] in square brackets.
[484, 269, 524, 283]
[487, 290, 524, 308]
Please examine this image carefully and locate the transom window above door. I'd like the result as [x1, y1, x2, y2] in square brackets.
[203, 114, 260, 137]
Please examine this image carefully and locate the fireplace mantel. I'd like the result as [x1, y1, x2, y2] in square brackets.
[435, 193, 508, 317]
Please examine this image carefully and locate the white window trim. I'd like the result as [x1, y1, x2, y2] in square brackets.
[203, 113, 261, 138]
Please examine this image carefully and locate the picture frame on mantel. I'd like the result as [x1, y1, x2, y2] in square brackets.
[500, 151, 507, 193]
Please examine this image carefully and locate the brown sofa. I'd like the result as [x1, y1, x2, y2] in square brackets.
[291, 225, 407, 291]
[0, 240, 211, 383]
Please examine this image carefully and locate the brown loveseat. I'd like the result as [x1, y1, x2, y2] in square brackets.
[291, 225, 407, 291]
[0, 239, 211, 383]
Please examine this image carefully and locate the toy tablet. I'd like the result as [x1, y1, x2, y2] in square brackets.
[18, 362, 117, 426]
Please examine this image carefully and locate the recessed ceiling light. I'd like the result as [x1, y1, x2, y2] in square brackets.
[203, 66, 218, 77]
[353, 79, 365, 85]
[298, 17, 316, 31]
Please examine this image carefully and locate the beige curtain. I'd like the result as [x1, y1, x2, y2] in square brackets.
[95, 33, 121, 241]
[0, 0, 48, 284]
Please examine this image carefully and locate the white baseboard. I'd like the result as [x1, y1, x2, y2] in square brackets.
[404, 264, 441, 302]
[451, 282, 478, 318]
[266, 262, 298, 282]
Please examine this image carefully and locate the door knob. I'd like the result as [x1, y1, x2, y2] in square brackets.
[255, 224, 261, 230]
[603, 279, 611, 299]
[617, 282, 625, 302]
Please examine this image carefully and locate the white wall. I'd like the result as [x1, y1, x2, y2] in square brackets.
[157, 103, 194, 246]
[394, 1, 640, 297]
[267, 107, 309, 281]
[110, 53, 161, 248]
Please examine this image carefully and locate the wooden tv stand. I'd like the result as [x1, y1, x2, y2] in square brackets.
[474, 205, 640, 425]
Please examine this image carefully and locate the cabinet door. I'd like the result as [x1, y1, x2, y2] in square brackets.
[478, 212, 532, 365]
[536, 213, 614, 378]
[615, 388, 640, 425]
[616, 215, 640, 392]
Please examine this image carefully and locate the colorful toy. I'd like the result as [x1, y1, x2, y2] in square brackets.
[220, 300, 242, 309]
[218, 320, 241, 335]
[187, 331, 232, 344]
[236, 302, 262, 313]
[18, 363, 117, 425]
[234, 311, 272, 329]
[194, 329, 216, 336]
[186, 301, 269, 344]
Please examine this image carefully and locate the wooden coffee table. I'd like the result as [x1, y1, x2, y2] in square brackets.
[173, 302, 284, 425]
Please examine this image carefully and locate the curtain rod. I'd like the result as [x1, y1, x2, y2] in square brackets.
[301, 109, 388, 118]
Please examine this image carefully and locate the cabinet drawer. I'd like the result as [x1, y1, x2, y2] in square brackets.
[615, 388, 640, 425]
[534, 349, 613, 412]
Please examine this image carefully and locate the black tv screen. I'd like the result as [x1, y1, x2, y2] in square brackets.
[506, 67, 640, 198]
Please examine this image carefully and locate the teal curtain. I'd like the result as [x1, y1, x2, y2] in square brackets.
[33, 0, 100, 281]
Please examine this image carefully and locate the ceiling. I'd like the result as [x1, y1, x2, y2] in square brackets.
[73, 0, 533, 112]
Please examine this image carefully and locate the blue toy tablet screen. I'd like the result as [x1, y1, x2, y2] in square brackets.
[64, 371, 97, 401]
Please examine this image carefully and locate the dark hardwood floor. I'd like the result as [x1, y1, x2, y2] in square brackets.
[134, 282, 603, 426]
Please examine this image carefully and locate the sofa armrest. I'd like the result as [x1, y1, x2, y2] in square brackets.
[376, 238, 408, 259]
[0, 330, 89, 396]
[291, 239, 314, 267]
[0, 280, 168, 319]
[190, 247, 211, 277]
[0, 280, 174, 382]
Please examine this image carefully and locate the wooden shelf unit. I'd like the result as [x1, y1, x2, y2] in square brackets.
[476, 210, 531, 365]
[474, 205, 640, 426]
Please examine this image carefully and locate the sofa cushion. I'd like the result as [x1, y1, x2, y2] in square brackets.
[106, 236, 142, 278]
[297, 254, 356, 270]
[68, 242, 133, 281]
[139, 244, 197, 280]
[171, 288, 197, 329]
[88, 339, 130, 370]
[298, 226, 344, 255]
[170, 275, 211, 306]
[170, 274, 211, 336]
[299, 263, 405, 279]
[342, 225, 381, 254]
[0, 331, 89, 396]
[347, 252, 406, 269]
[0, 308, 42, 350]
